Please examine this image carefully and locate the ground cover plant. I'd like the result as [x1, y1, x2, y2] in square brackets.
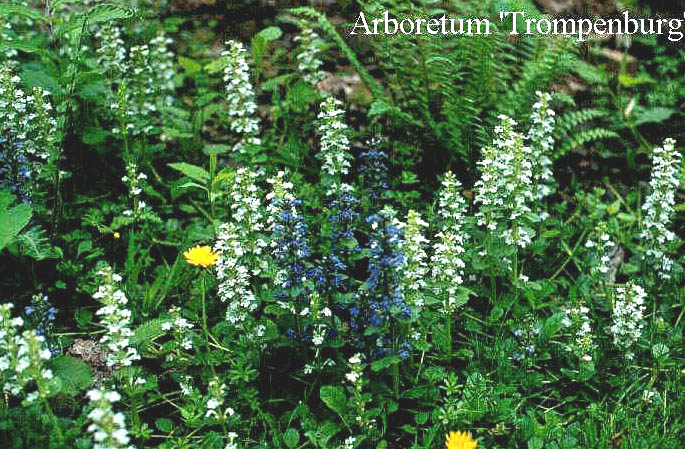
[0, 0, 684, 448]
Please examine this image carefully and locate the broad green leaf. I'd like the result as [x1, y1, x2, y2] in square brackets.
[371, 355, 401, 372]
[528, 436, 544, 449]
[204, 56, 228, 74]
[20, 62, 61, 94]
[179, 56, 202, 75]
[51, 355, 93, 394]
[0, 196, 33, 250]
[320, 385, 347, 418]
[283, 428, 299, 449]
[633, 107, 675, 126]
[652, 343, 670, 360]
[168, 162, 210, 184]
[82, 127, 108, 145]
[256, 26, 282, 41]
[155, 418, 174, 432]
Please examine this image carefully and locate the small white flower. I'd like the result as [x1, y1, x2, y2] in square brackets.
[345, 371, 360, 383]
[610, 283, 647, 356]
[86, 386, 132, 449]
[640, 138, 681, 279]
[317, 97, 352, 189]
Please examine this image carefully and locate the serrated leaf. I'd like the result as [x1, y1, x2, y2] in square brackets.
[320, 386, 347, 418]
[20, 62, 61, 94]
[168, 162, 210, 184]
[15, 226, 62, 260]
[204, 56, 228, 74]
[51, 355, 93, 394]
[0, 195, 33, 250]
[283, 428, 299, 449]
[61, 4, 135, 34]
[371, 355, 401, 372]
[305, 421, 340, 446]
[130, 318, 168, 351]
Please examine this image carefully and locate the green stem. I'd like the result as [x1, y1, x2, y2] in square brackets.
[488, 233, 497, 303]
[126, 224, 137, 286]
[446, 313, 452, 356]
[392, 320, 399, 399]
[200, 275, 209, 340]
[208, 154, 217, 220]
[513, 247, 519, 303]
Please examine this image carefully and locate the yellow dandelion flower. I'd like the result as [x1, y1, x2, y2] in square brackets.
[446, 430, 478, 449]
[183, 245, 219, 268]
[113, 232, 120, 239]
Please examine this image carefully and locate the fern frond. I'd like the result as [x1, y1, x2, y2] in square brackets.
[559, 128, 619, 157]
[555, 109, 609, 136]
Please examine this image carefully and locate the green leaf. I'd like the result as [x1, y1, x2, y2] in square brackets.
[15, 226, 62, 260]
[652, 343, 670, 360]
[178, 182, 209, 191]
[203, 144, 231, 155]
[528, 436, 544, 449]
[50, 355, 93, 394]
[283, 428, 299, 449]
[633, 107, 675, 126]
[168, 162, 210, 184]
[0, 40, 50, 58]
[0, 192, 33, 250]
[130, 318, 168, 351]
[305, 421, 340, 446]
[20, 62, 61, 94]
[78, 80, 110, 101]
[62, 4, 135, 34]
[256, 26, 283, 41]
[261, 73, 296, 91]
[371, 355, 401, 372]
[618, 73, 655, 87]
[155, 418, 174, 432]
[0, 3, 45, 20]
[414, 411, 429, 425]
[204, 56, 228, 74]
[401, 170, 418, 184]
[286, 81, 319, 112]
[82, 127, 108, 145]
[320, 386, 347, 418]
[179, 56, 202, 75]
[606, 200, 621, 215]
